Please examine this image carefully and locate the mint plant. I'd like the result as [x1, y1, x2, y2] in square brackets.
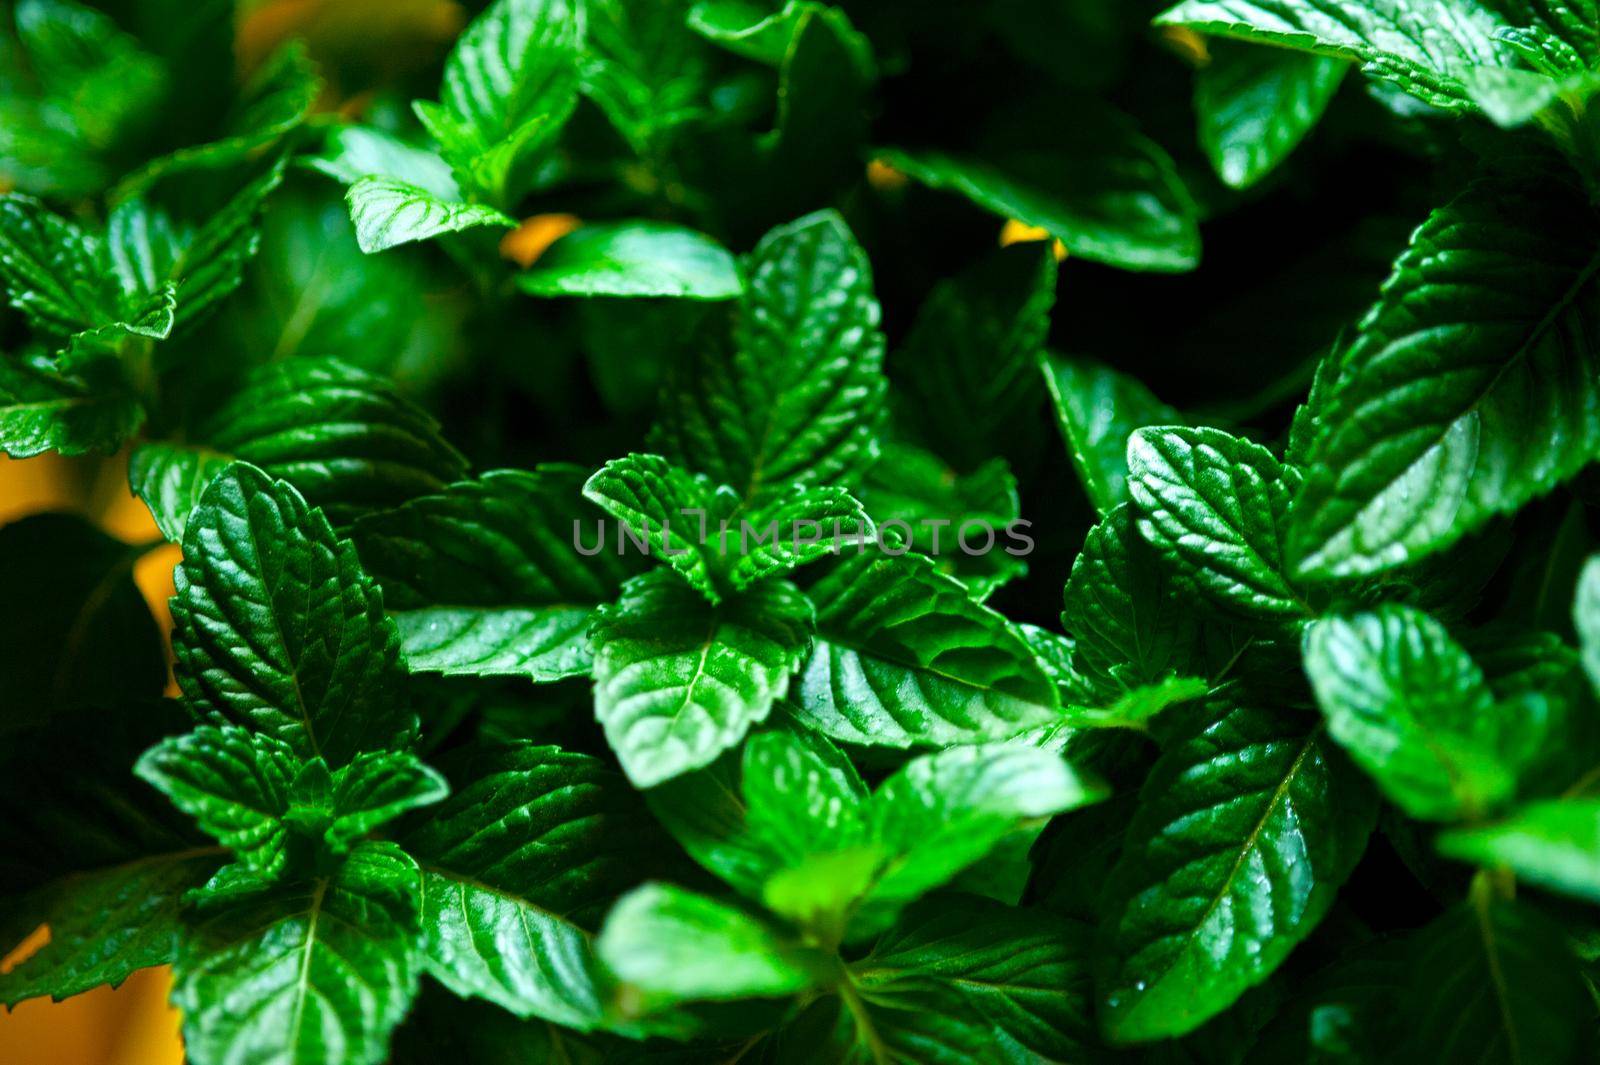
[4, 0, 1600, 1062]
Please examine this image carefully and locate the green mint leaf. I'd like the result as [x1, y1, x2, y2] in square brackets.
[173, 840, 422, 1065]
[591, 570, 813, 786]
[1288, 174, 1600, 580]
[892, 245, 1056, 471]
[1304, 606, 1544, 820]
[135, 725, 297, 877]
[0, 700, 218, 1005]
[1157, 0, 1595, 124]
[171, 463, 415, 765]
[1128, 425, 1308, 622]
[0, 353, 144, 458]
[725, 483, 874, 590]
[0, 0, 165, 197]
[689, 0, 872, 73]
[597, 882, 824, 1005]
[352, 467, 641, 681]
[0, 852, 217, 1007]
[126, 442, 231, 543]
[797, 550, 1062, 748]
[653, 210, 886, 499]
[855, 743, 1106, 938]
[1438, 797, 1600, 903]
[583, 452, 728, 600]
[415, 0, 584, 206]
[346, 175, 515, 254]
[515, 221, 741, 300]
[399, 743, 659, 1028]
[312, 125, 460, 195]
[0, 194, 117, 334]
[878, 101, 1200, 274]
[1096, 703, 1376, 1043]
[579, 0, 709, 155]
[135, 356, 466, 537]
[326, 751, 448, 853]
[1196, 41, 1346, 189]
[1045, 355, 1181, 517]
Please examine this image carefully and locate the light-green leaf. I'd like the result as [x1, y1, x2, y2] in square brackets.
[346, 176, 515, 254]
[173, 841, 421, 1065]
[1304, 605, 1547, 820]
[171, 463, 415, 766]
[591, 570, 813, 787]
[597, 882, 823, 1004]
[515, 222, 741, 300]
[1438, 798, 1600, 903]
[1097, 703, 1376, 1042]
[0, 355, 143, 458]
[583, 453, 728, 601]
[1574, 554, 1600, 695]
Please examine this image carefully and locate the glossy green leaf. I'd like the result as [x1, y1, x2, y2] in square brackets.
[515, 222, 741, 300]
[415, 0, 583, 204]
[116, 43, 318, 194]
[1061, 507, 1202, 694]
[135, 726, 297, 876]
[401, 744, 659, 1027]
[0, 355, 143, 458]
[653, 210, 886, 499]
[346, 176, 515, 254]
[855, 895, 1100, 1062]
[1304, 606, 1544, 820]
[590, 570, 813, 787]
[326, 751, 448, 853]
[725, 483, 874, 591]
[1128, 425, 1308, 622]
[353, 467, 640, 681]
[1097, 703, 1376, 1042]
[583, 453, 728, 600]
[127, 442, 232, 543]
[1575, 554, 1600, 695]
[797, 550, 1062, 748]
[857, 439, 1024, 596]
[1438, 798, 1600, 902]
[597, 882, 823, 1003]
[856, 743, 1106, 937]
[1288, 174, 1600, 580]
[173, 841, 422, 1065]
[1157, 0, 1596, 123]
[1396, 897, 1587, 1063]
[1196, 41, 1346, 189]
[162, 356, 467, 530]
[171, 463, 415, 765]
